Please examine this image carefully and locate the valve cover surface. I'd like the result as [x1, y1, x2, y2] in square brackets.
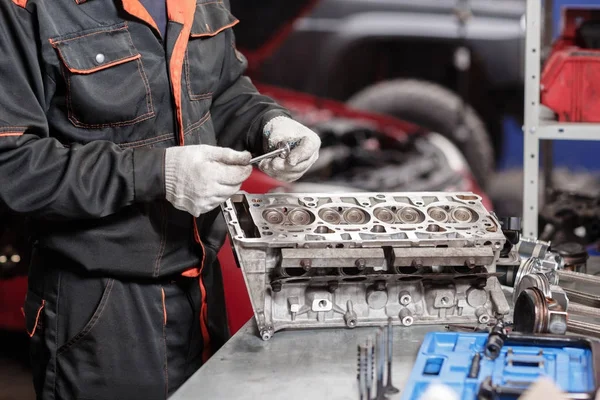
[222, 192, 510, 340]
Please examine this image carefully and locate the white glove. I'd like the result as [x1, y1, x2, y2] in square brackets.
[164, 145, 252, 217]
[258, 116, 321, 182]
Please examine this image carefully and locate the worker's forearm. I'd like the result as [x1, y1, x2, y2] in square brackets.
[0, 134, 165, 220]
[211, 75, 291, 154]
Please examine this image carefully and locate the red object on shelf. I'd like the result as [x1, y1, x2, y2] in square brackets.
[541, 8, 600, 122]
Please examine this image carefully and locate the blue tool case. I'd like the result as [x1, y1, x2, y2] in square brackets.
[401, 332, 598, 400]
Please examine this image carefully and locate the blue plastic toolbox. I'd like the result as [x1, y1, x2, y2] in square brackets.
[401, 332, 598, 400]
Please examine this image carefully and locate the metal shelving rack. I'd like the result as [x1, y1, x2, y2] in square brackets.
[522, 0, 600, 238]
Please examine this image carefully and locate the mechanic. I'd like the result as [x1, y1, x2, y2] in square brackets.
[0, 0, 320, 399]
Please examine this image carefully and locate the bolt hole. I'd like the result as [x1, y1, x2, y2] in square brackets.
[318, 300, 327, 308]
[441, 297, 449, 305]
[530, 154, 535, 158]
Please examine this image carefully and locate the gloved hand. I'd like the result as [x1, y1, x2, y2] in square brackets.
[258, 116, 321, 182]
[164, 145, 252, 217]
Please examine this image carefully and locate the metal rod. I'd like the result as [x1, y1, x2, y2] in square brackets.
[249, 143, 291, 165]
[366, 337, 374, 399]
[522, 0, 542, 238]
[568, 303, 600, 319]
[563, 288, 600, 308]
[375, 328, 388, 400]
[384, 318, 399, 394]
[568, 319, 600, 339]
[558, 270, 600, 284]
[358, 343, 368, 400]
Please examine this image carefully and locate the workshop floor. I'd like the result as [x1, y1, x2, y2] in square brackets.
[0, 331, 35, 400]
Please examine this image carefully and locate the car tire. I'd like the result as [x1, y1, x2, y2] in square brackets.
[347, 79, 495, 188]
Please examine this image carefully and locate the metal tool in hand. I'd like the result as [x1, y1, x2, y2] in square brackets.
[249, 142, 292, 165]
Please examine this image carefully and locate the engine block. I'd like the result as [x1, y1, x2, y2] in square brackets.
[222, 192, 510, 340]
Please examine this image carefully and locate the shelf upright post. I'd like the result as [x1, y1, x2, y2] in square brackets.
[523, 0, 543, 238]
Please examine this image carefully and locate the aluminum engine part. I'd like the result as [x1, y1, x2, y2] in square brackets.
[517, 237, 551, 259]
[514, 287, 568, 335]
[513, 249, 564, 293]
[222, 192, 510, 339]
[513, 271, 569, 311]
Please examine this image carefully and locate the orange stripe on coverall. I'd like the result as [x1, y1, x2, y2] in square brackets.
[165, 0, 213, 363]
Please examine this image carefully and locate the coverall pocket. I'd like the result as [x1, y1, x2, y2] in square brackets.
[185, 1, 240, 100]
[55, 277, 166, 400]
[50, 23, 155, 128]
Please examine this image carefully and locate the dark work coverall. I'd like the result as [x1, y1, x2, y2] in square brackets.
[0, 0, 290, 399]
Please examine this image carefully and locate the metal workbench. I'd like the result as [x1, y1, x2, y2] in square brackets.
[170, 321, 444, 400]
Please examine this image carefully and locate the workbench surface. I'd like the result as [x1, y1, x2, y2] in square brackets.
[170, 321, 444, 400]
